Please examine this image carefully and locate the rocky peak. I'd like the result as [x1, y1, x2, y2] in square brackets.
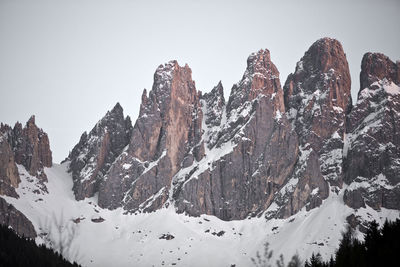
[173, 49, 299, 220]
[283, 38, 351, 187]
[13, 116, 52, 181]
[97, 60, 204, 210]
[199, 81, 226, 150]
[150, 61, 198, 115]
[302, 37, 348, 73]
[344, 52, 400, 210]
[202, 81, 225, 127]
[267, 38, 353, 219]
[110, 102, 123, 115]
[360, 52, 400, 90]
[27, 115, 36, 127]
[227, 49, 283, 114]
[67, 102, 132, 200]
[0, 116, 52, 197]
[128, 60, 202, 162]
[285, 37, 351, 114]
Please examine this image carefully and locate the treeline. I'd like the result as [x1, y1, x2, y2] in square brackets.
[0, 224, 80, 267]
[305, 219, 400, 267]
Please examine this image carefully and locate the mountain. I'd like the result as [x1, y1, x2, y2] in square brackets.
[272, 38, 351, 219]
[0, 37, 399, 266]
[65, 102, 132, 201]
[0, 116, 52, 238]
[343, 53, 400, 212]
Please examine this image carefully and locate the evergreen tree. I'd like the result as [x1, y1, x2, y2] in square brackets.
[0, 224, 80, 267]
[287, 253, 302, 267]
[305, 218, 400, 267]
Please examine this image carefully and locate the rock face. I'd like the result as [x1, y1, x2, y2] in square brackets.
[65, 103, 132, 200]
[284, 38, 352, 186]
[173, 49, 298, 220]
[0, 126, 20, 198]
[343, 53, 400, 210]
[65, 37, 399, 221]
[12, 116, 52, 181]
[0, 197, 36, 238]
[268, 38, 352, 219]
[85, 50, 301, 220]
[0, 116, 52, 197]
[98, 61, 204, 211]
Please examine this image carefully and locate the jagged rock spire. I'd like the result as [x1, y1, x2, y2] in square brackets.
[283, 37, 351, 186]
[227, 49, 284, 114]
[0, 116, 52, 196]
[66, 102, 132, 200]
[344, 52, 400, 210]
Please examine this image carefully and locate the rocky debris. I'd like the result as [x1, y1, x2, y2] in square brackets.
[0, 197, 36, 238]
[211, 230, 225, 237]
[91, 217, 105, 223]
[343, 52, 400, 210]
[65, 102, 133, 200]
[159, 233, 175, 240]
[0, 116, 52, 196]
[72, 217, 85, 224]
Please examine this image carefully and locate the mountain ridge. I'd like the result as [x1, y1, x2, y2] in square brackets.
[0, 37, 399, 266]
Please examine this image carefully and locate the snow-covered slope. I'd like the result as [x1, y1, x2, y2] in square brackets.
[2, 164, 398, 267]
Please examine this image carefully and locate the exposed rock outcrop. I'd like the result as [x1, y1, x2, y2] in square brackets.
[267, 38, 352, 219]
[0, 126, 20, 198]
[12, 116, 52, 181]
[65, 103, 132, 200]
[284, 37, 352, 186]
[98, 61, 204, 211]
[173, 49, 298, 220]
[0, 197, 36, 238]
[0, 116, 52, 197]
[343, 53, 400, 210]
[64, 38, 399, 221]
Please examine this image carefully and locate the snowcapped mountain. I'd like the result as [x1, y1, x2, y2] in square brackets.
[0, 37, 399, 266]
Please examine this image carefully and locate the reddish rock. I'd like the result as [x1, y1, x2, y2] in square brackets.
[343, 52, 400, 210]
[0, 125, 20, 198]
[0, 116, 52, 196]
[67, 38, 399, 221]
[174, 49, 298, 220]
[98, 61, 204, 211]
[13, 116, 52, 181]
[267, 38, 352, 218]
[360, 52, 400, 90]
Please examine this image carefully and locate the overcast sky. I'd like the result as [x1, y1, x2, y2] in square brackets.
[1, 0, 399, 162]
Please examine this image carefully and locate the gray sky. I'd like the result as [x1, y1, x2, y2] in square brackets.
[1, 0, 399, 163]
